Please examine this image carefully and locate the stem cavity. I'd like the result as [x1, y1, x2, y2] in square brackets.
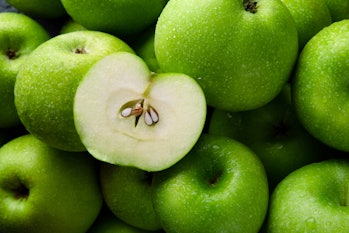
[243, 0, 258, 13]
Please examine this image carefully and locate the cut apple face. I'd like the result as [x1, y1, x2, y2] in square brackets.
[74, 52, 207, 171]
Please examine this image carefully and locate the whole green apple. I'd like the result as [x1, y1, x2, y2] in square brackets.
[100, 164, 161, 231]
[5, 0, 66, 19]
[60, 0, 168, 37]
[209, 84, 331, 188]
[155, 0, 298, 111]
[0, 134, 103, 233]
[0, 12, 50, 128]
[265, 159, 349, 232]
[279, 0, 332, 49]
[324, 0, 349, 21]
[14, 30, 134, 152]
[152, 134, 269, 233]
[292, 20, 349, 152]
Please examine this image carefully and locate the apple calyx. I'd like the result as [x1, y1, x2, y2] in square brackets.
[5, 48, 18, 60]
[73, 47, 88, 54]
[243, 0, 258, 13]
[7, 181, 30, 200]
[120, 98, 159, 127]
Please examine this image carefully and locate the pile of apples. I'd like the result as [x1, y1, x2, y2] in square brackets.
[1, 0, 349, 232]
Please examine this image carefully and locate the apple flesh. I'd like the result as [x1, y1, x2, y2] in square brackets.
[74, 52, 206, 171]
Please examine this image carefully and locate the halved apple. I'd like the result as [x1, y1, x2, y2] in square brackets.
[74, 52, 207, 171]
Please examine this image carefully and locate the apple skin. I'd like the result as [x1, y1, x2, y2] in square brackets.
[60, 0, 168, 37]
[279, 0, 332, 50]
[155, 0, 298, 112]
[132, 26, 161, 73]
[208, 84, 331, 189]
[0, 134, 103, 233]
[292, 20, 349, 152]
[324, 0, 349, 21]
[152, 134, 269, 233]
[5, 0, 66, 19]
[14, 30, 134, 152]
[87, 208, 164, 233]
[265, 159, 349, 233]
[60, 19, 86, 34]
[0, 12, 50, 128]
[100, 163, 162, 231]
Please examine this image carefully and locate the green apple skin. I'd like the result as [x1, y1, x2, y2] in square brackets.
[60, 0, 168, 37]
[155, 0, 298, 112]
[324, 0, 349, 21]
[0, 134, 103, 233]
[265, 159, 349, 233]
[0, 12, 50, 128]
[5, 0, 66, 19]
[60, 19, 87, 34]
[14, 30, 134, 152]
[88, 208, 164, 233]
[132, 26, 162, 73]
[208, 84, 331, 189]
[100, 164, 162, 231]
[292, 20, 349, 152]
[279, 0, 332, 49]
[152, 134, 269, 233]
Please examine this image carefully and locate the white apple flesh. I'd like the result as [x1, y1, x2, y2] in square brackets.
[74, 52, 207, 171]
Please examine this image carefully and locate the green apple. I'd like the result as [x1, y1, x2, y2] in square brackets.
[132, 26, 161, 73]
[155, 0, 298, 111]
[0, 134, 103, 233]
[14, 30, 134, 152]
[324, 0, 349, 21]
[0, 12, 50, 128]
[152, 134, 269, 233]
[88, 208, 164, 233]
[73, 52, 206, 171]
[60, 0, 168, 37]
[209, 84, 331, 188]
[265, 159, 349, 232]
[292, 20, 349, 152]
[279, 0, 332, 49]
[100, 164, 161, 231]
[60, 18, 87, 34]
[5, 0, 66, 19]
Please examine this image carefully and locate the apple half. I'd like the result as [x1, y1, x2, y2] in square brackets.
[74, 52, 207, 171]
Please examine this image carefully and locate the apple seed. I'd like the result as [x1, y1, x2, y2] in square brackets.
[120, 99, 159, 127]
